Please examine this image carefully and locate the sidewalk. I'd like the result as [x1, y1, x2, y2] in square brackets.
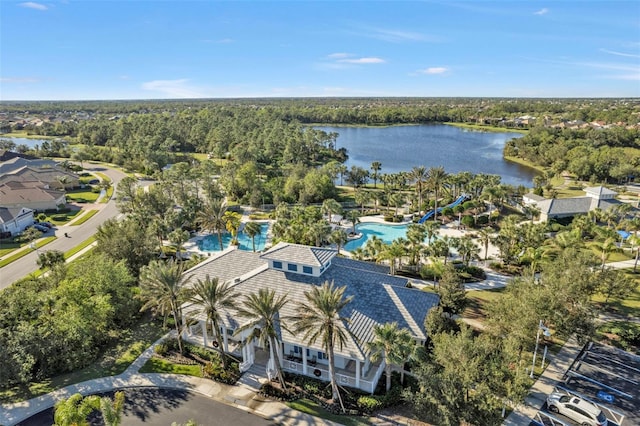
[503, 337, 584, 425]
[0, 335, 343, 426]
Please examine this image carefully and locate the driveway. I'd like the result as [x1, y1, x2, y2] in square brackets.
[17, 388, 276, 426]
[0, 164, 127, 289]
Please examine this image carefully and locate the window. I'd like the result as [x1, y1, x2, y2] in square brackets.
[273, 261, 282, 269]
[288, 263, 298, 272]
[294, 345, 301, 354]
[317, 351, 326, 360]
[306, 348, 310, 357]
[303, 266, 313, 274]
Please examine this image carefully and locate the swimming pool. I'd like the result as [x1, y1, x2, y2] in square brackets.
[344, 222, 409, 251]
[197, 223, 269, 252]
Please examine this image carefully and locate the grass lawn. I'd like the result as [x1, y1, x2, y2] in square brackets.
[70, 209, 99, 226]
[139, 358, 202, 377]
[286, 398, 371, 426]
[0, 130, 56, 139]
[0, 317, 166, 404]
[445, 122, 529, 134]
[64, 236, 96, 259]
[66, 188, 100, 203]
[45, 209, 82, 225]
[0, 236, 56, 268]
[463, 288, 506, 322]
[503, 155, 545, 173]
[592, 272, 640, 318]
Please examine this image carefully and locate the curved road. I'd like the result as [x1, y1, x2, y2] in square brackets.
[0, 165, 127, 289]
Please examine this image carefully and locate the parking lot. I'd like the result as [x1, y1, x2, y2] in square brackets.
[534, 342, 639, 426]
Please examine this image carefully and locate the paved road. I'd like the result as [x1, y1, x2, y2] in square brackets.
[0, 164, 127, 289]
[18, 388, 276, 426]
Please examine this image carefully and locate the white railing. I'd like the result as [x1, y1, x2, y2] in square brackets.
[533, 411, 570, 426]
[239, 360, 252, 373]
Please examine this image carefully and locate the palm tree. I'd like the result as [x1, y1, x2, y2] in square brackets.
[223, 211, 242, 245]
[367, 322, 415, 392]
[406, 223, 428, 266]
[589, 237, 620, 271]
[426, 166, 449, 222]
[186, 276, 238, 368]
[98, 391, 125, 426]
[353, 190, 370, 214]
[481, 185, 504, 224]
[306, 221, 330, 247]
[322, 198, 342, 223]
[455, 235, 480, 266]
[54, 393, 99, 426]
[628, 234, 640, 272]
[329, 229, 348, 254]
[168, 229, 190, 260]
[345, 209, 360, 235]
[410, 166, 428, 213]
[292, 281, 353, 411]
[198, 198, 228, 251]
[382, 240, 406, 275]
[477, 227, 492, 263]
[370, 161, 382, 188]
[389, 192, 405, 216]
[235, 288, 289, 389]
[244, 221, 262, 252]
[139, 259, 191, 354]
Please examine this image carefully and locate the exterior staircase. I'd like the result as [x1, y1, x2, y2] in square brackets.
[237, 362, 268, 391]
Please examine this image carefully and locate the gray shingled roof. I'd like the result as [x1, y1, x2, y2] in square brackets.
[184, 248, 266, 285]
[261, 242, 337, 267]
[584, 186, 617, 197]
[183, 247, 439, 361]
[538, 197, 592, 216]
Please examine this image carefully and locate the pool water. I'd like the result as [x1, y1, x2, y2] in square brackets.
[197, 223, 269, 252]
[344, 223, 409, 251]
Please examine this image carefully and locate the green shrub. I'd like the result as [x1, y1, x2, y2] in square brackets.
[154, 343, 168, 356]
[356, 395, 384, 413]
[51, 214, 67, 221]
[461, 215, 475, 228]
[476, 216, 489, 225]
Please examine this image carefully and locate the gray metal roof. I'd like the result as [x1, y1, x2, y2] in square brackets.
[183, 246, 439, 360]
[538, 197, 592, 216]
[260, 241, 337, 267]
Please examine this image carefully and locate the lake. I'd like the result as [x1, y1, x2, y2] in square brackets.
[0, 137, 61, 150]
[315, 124, 536, 187]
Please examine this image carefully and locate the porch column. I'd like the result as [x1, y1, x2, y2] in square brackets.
[200, 320, 208, 347]
[222, 326, 229, 352]
[302, 349, 308, 375]
[242, 342, 248, 362]
[277, 342, 284, 367]
[182, 316, 189, 338]
[355, 359, 361, 388]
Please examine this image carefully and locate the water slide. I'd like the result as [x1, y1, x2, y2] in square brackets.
[418, 195, 468, 224]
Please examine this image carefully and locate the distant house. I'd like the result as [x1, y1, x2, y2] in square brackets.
[0, 181, 66, 211]
[0, 150, 39, 162]
[0, 206, 34, 237]
[526, 186, 633, 221]
[0, 165, 78, 190]
[0, 156, 58, 175]
[181, 243, 439, 393]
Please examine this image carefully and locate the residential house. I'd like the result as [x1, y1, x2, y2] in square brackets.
[0, 181, 66, 211]
[181, 243, 439, 393]
[0, 165, 78, 190]
[0, 206, 34, 237]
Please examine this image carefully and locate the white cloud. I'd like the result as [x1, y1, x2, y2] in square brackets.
[0, 77, 40, 83]
[327, 53, 351, 59]
[141, 79, 207, 98]
[418, 67, 449, 75]
[600, 48, 640, 59]
[19, 2, 48, 10]
[534, 8, 549, 15]
[338, 57, 385, 64]
[353, 26, 441, 43]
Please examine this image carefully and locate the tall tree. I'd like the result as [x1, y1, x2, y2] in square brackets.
[367, 322, 415, 392]
[410, 166, 428, 213]
[197, 198, 228, 251]
[243, 221, 262, 252]
[53, 393, 99, 426]
[186, 276, 238, 367]
[98, 391, 125, 426]
[426, 166, 449, 222]
[329, 229, 348, 254]
[293, 281, 353, 411]
[235, 288, 289, 389]
[139, 260, 191, 354]
[370, 161, 382, 188]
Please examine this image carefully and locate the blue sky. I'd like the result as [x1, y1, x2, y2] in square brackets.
[1, 1, 639, 100]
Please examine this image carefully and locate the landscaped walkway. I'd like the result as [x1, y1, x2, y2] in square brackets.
[0, 334, 343, 426]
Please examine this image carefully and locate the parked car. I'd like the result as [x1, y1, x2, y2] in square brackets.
[37, 221, 53, 228]
[32, 224, 49, 232]
[547, 392, 608, 426]
[88, 179, 99, 184]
